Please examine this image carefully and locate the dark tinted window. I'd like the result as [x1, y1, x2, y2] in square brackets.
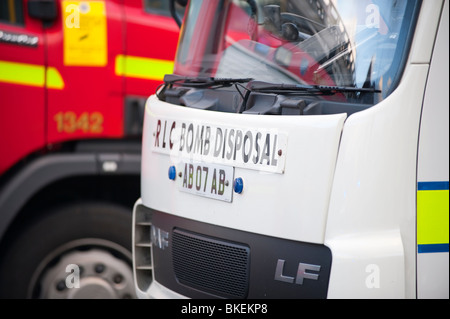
[144, 0, 185, 17]
[0, 0, 24, 25]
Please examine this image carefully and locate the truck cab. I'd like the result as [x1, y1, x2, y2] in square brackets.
[133, 0, 449, 299]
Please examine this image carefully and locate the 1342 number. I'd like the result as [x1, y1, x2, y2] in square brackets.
[54, 111, 103, 134]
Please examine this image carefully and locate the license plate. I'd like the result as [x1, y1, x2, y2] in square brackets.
[177, 161, 234, 202]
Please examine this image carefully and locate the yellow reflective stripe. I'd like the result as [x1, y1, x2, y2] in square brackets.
[0, 60, 64, 89]
[46, 67, 65, 89]
[115, 54, 174, 81]
[417, 189, 449, 246]
[115, 54, 125, 76]
[0, 60, 45, 87]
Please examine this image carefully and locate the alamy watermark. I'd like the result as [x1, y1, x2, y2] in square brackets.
[65, 264, 80, 289]
[365, 4, 380, 29]
[65, 4, 80, 28]
[365, 264, 380, 289]
[65, 2, 91, 29]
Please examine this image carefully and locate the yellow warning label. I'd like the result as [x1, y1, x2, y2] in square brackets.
[62, 1, 107, 66]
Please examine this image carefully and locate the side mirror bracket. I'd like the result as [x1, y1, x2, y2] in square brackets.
[170, 0, 188, 28]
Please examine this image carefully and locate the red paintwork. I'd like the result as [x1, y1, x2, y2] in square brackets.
[0, 0, 180, 175]
[0, 9, 46, 175]
[123, 1, 180, 96]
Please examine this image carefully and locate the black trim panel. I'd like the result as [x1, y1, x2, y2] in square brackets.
[151, 209, 332, 299]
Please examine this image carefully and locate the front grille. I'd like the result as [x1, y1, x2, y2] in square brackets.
[172, 228, 250, 298]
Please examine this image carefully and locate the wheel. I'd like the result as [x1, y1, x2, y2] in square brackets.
[0, 202, 136, 299]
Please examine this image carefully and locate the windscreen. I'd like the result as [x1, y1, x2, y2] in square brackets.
[174, 0, 420, 103]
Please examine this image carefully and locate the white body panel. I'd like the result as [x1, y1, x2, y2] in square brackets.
[324, 64, 428, 299]
[325, 1, 449, 298]
[141, 96, 346, 244]
[417, 0, 449, 183]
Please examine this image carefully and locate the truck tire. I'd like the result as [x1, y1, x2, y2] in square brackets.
[0, 202, 136, 299]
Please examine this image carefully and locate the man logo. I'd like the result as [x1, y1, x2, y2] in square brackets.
[151, 226, 169, 250]
[274, 259, 321, 285]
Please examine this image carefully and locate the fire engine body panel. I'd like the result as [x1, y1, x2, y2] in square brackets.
[132, 0, 449, 298]
[0, 0, 179, 173]
[0, 0, 179, 298]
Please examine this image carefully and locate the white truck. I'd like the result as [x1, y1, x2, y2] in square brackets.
[132, 0, 448, 299]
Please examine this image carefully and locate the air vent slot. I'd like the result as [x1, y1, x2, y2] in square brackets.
[172, 229, 250, 299]
[133, 204, 153, 291]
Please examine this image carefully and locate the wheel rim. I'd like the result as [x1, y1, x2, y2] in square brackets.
[28, 238, 136, 299]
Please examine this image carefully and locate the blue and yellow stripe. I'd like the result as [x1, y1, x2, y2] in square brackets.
[417, 181, 449, 253]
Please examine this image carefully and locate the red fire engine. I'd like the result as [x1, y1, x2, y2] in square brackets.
[0, 0, 180, 298]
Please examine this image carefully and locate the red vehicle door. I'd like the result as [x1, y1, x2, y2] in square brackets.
[45, 0, 180, 145]
[45, 0, 124, 145]
[0, 0, 47, 174]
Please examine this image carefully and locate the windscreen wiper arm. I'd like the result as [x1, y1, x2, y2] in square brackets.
[163, 74, 253, 88]
[249, 81, 381, 95]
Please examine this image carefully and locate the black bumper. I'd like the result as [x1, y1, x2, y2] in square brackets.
[148, 208, 332, 299]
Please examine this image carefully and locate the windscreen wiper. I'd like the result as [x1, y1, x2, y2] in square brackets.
[249, 81, 381, 95]
[157, 74, 253, 102]
[163, 74, 253, 88]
